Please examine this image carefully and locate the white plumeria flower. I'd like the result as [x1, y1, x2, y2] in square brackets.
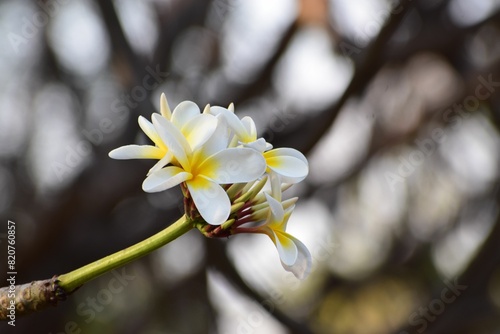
[109, 94, 312, 277]
[252, 193, 312, 279]
[142, 114, 267, 225]
[109, 94, 218, 174]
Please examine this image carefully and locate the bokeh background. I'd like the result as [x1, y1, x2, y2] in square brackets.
[1, 0, 500, 333]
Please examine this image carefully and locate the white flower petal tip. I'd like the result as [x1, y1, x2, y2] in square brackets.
[273, 231, 298, 267]
[142, 167, 191, 193]
[202, 104, 211, 114]
[264, 193, 285, 222]
[281, 237, 312, 280]
[171, 100, 201, 129]
[270, 230, 312, 279]
[244, 138, 268, 152]
[209, 106, 251, 142]
[160, 93, 172, 119]
[108, 145, 163, 160]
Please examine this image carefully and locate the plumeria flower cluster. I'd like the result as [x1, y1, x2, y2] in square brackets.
[109, 94, 311, 279]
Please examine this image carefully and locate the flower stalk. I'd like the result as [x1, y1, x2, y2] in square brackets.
[0, 215, 193, 320]
[58, 215, 193, 293]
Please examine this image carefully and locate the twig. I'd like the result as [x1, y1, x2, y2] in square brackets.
[0, 276, 67, 321]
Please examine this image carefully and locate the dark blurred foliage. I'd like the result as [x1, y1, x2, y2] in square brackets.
[0, 0, 500, 333]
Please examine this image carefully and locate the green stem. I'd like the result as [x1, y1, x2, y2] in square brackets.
[58, 215, 193, 293]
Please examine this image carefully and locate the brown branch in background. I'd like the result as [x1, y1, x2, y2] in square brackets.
[0, 277, 67, 321]
[152, 0, 213, 74]
[272, 1, 416, 154]
[95, 0, 146, 87]
[213, 20, 299, 108]
[304, 53, 500, 200]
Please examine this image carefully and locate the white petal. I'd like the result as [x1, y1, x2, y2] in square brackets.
[160, 93, 172, 120]
[265, 148, 309, 182]
[241, 116, 257, 141]
[269, 171, 282, 201]
[171, 101, 200, 129]
[281, 237, 312, 280]
[202, 104, 211, 114]
[209, 106, 250, 142]
[187, 176, 230, 225]
[265, 148, 308, 164]
[244, 138, 267, 153]
[152, 113, 191, 169]
[272, 230, 298, 267]
[266, 156, 308, 179]
[182, 114, 218, 151]
[138, 116, 165, 150]
[108, 145, 163, 160]
[199, 114, 229, 157]
[148, 151, 174, 175]
[264, 193, 284, 222]
[199, 148, 266, 184]
[142, 166, 191, 192]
